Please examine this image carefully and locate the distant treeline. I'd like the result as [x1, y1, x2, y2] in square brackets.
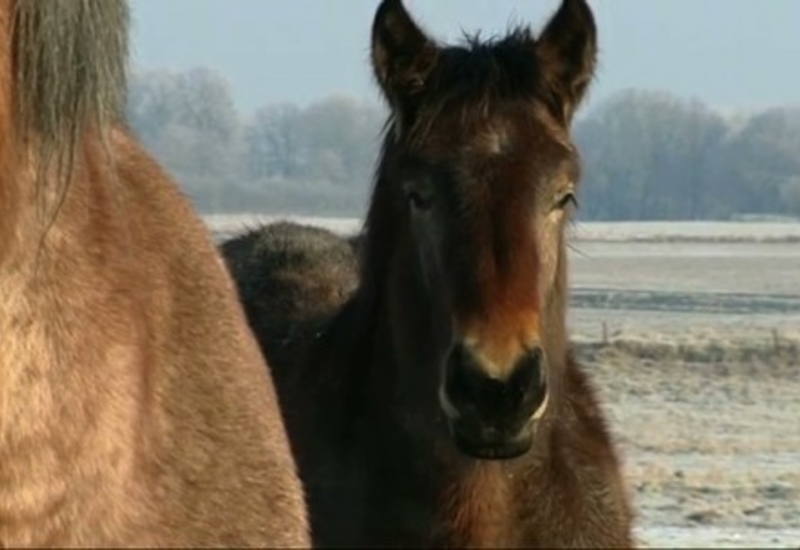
[128, 67, 800, 220]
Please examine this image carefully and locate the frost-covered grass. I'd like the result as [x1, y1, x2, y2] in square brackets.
[640, 525, 800, 548]
[581, 335, 800, 538]
[575, 334, 800, 365]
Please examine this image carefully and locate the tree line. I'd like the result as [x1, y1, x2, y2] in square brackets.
[128, 68, 800, 220]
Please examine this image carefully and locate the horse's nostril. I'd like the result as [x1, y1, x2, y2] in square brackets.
[510, 347, 544, 394]
[446, 343, 483, 399]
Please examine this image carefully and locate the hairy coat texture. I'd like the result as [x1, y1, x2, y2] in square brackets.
[0, 0, 310, 546]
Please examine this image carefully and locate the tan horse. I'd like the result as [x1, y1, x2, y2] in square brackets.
[0, 1, 309, 546]
[223, 0, 636, 547]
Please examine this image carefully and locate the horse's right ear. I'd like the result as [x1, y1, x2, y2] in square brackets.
[371, 0, 438, 107]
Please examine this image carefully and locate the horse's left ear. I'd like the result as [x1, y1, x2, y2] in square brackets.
[534, 0, 597, 125]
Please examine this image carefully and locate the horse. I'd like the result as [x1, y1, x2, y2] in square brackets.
[220, 221, 359, 373]
[225, 0, 635, 546]
[0, 1, 309, 546]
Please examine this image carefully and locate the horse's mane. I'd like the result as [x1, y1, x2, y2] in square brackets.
[13, 0, 129, 181]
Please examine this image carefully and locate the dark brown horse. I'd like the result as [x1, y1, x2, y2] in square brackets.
[225, 0, 635, 547]
[0, 1, 309, 546]
[220, 221, 359, 372]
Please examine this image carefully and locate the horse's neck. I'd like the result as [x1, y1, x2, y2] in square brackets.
[0, 139, 137, 445]
[4, 137, 121, 263]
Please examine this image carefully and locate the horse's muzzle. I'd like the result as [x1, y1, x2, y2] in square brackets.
[441, 343, 548, 460]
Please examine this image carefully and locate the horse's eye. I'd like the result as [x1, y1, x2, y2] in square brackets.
[407, 190, 433, 211]
[554, 192, 577, 211]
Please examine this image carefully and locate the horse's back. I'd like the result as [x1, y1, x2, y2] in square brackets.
[111, 129, 310, 546]
[220, 221, 359, 371]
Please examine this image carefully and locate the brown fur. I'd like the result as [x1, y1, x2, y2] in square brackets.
[0, 0, 309, 546]
[225, 0, 634, 547]
[220, 221, 359, 372]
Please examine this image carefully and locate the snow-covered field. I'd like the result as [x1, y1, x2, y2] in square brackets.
[570, 220, 800, 243]
[209, 215, 800, 548]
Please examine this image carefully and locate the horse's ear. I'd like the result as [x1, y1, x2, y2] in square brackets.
[371, 0, 438, 107]
[534, 0, 597, 125]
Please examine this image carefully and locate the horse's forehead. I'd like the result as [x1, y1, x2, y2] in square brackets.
[448, 110, 518, 153]
[472, 121, 512, 156]
[440, 107, 572, 161]
[445, 127, 577, 220]
[406, 105, 575, 195]
[460, 115, 572, 177]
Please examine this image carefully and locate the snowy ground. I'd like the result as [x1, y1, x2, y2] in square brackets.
[568, 230, 800, 548]
[209, 215, 800, 548]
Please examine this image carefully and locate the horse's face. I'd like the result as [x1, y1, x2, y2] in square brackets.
[371, 0, 596, 459]
[396, 115, 578, 460]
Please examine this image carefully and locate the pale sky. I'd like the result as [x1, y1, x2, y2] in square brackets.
[129, 0, 800, 116]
